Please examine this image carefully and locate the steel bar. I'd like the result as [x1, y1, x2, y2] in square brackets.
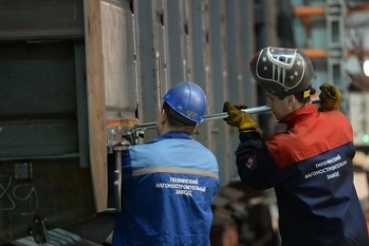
[134, 97, 321, 129]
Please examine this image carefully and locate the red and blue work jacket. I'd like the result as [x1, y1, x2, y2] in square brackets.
[236, 104, 369, 246]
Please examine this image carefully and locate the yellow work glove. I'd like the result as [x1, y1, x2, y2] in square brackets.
[318, 83, 342, 112]
[223, 101, 260, 133]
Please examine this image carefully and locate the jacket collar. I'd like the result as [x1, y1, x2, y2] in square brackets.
[152, 131, 192, 142]
[279, 104, 318, 126]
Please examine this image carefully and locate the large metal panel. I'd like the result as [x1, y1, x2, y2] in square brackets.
[154, 0, 169, 102]
[0, 41, 81, 160]
[165, 0, 185, 83]
[0, 159, 95, 242]
[0, 1, 97, 241]
[225, 0, 257, 180]
[0, 0, 258, 242]
[185, 0, 213, 154]
[134, 0, 158, 126]
[0, 0, 84, 41]
[205, 0, 231, 182]
[236, 0, 256, 106]
[130, 0, 256, 183]
[101, 0, 136, 119]
[187, 0, 206, 86]
[186, 0, 210, 144]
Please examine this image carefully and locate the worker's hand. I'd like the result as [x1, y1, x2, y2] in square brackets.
[223, 101, 260, 133]
[319, 83, 341, 112]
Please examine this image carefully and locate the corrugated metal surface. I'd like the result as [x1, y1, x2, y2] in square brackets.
[132, 0, 256, 183]
[0, 0, 257, 242]
[0, 1, 94, 242]
[0, 0, 84, 40]
[0, 41, 81, 160]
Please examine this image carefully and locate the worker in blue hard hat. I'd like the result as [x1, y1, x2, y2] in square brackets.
[112, 81, 220, 246]
[156, 80, 207, 133]
[223, 46, 369, 246]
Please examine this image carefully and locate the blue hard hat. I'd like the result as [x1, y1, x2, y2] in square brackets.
[162, 81, 207, 123]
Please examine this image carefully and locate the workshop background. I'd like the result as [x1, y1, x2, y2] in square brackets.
[1, 0, 369, 245]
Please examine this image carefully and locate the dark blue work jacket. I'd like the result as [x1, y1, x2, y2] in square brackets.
[236, 104, 369, 246]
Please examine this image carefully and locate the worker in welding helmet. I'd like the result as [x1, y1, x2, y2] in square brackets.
[112, 81, 220, 246]
[222, 46, 369, 246]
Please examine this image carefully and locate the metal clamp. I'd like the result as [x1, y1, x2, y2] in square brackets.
[29, 217, 48, 244]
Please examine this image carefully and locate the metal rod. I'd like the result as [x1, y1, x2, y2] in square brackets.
[134, 97, 321, 129]
[114, 150, 122, 212]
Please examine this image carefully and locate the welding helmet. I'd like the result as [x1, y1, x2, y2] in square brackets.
[249, 46, 317, 98]
[162, 81, 207, 123]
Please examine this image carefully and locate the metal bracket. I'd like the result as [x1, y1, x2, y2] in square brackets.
[106, 139, 130, 213]
[29, 217, 48, 245]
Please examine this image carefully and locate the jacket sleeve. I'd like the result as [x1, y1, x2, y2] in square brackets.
[235, 131, 278, 189]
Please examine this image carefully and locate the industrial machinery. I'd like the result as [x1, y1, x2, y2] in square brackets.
[0, 0, 358, 245]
